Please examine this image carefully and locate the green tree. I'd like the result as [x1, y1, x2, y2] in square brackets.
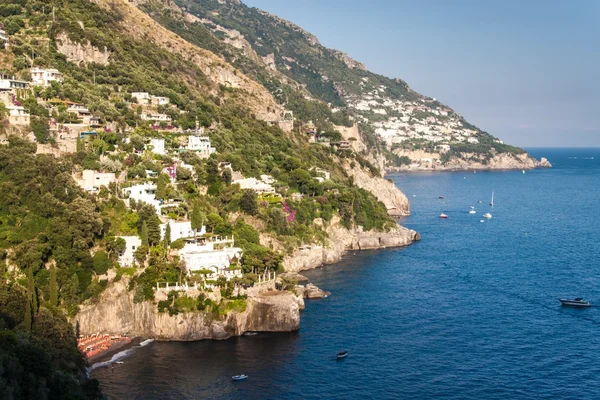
[190, 201, 206, 231]
[239, 189, 258, 216]
[164, 222, 171, 247]
[0, 103, 7, 120]
[156, 173, 170, 201]
[92, 250, 111, 275]
[23, 267, 34, 332]
[49, 263, 58, 307]
[141, 221, 149, 247]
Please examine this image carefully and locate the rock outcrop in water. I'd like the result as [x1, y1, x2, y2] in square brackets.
[283, 215, 420, 272]
[75, 281, 301, 340]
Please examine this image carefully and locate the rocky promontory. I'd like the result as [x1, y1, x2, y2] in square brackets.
[75, 281, 302, 341]
[283, 215, 420, 272]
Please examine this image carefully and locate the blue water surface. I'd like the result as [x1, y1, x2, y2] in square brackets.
[93, 148, 600, 399]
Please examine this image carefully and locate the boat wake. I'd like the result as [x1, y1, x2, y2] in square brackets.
[88, 339, 154, 373]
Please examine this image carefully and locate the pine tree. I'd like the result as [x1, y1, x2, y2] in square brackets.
[49, 263, 58, 307]
[141, 220, 149, 247]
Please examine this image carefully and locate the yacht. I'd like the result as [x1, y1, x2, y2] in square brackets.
[439, 213, 448, 219]
[559, 298, 591, 307]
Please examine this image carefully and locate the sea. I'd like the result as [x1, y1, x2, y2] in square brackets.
[93, 148, 600, 399]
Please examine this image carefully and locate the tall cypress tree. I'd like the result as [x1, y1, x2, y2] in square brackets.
[24, 266, 34, 332]
[49, 263, 58, 307]
[164, 222, 171, 247]
[141, 220, 149, 247]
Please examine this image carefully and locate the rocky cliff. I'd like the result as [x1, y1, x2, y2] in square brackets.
[389, 149, 552, 172]
[346, 162, 410, 216]
[282, 215, 420, 272]
[75, 281, 301, 340]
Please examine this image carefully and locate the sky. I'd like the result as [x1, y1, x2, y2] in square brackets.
[243, 0, 599, 147]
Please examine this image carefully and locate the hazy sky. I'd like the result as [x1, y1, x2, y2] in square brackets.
[244, 0, 599, 147]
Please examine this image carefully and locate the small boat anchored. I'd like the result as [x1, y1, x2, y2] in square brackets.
[559, 298, 591, 307]
[469, 206, 476, 214]
[232, 374, 249, 381]
[337, 351, 348, 360]
[490, 190, 494, 207]
[483, 213, 492, 219]
[439, 213, 448, 219]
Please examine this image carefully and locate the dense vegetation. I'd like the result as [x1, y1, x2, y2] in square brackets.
[0, 1, 400, 397]
[0, 138, 104, 398]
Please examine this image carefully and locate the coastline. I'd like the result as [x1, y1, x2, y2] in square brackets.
[87, 337, 143, 366]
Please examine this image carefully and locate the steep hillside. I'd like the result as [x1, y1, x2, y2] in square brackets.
[170, 0, 550, 171]
[0, 2, 417, 395]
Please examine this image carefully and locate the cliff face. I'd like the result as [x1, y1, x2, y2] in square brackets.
[282, 215, 420, 272]
[346, 162, 410, 216]
[75, 281, 301, 340]
[389, 150, 552, 172]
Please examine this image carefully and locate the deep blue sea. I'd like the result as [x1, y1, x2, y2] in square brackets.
[93, 148, 600, 399]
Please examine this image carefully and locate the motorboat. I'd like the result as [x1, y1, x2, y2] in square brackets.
[480, 219, 484, 223]
[469, 207, 476, 214]
[243, 332, 258, 336]
[439, 213, 448, 219]
[438, 196, 444, 199]
[232, 374, 248, 381]
[337, 351, 348, 359]
[559, 298, 591, 307]
[483, 213, 492, 219]
[115, 361, 124, 365]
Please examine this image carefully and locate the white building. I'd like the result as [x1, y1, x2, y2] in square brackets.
[179, 237, 243, 274]
[140, 113, 171, 123]
[310, 167, 330, 180]
[132, 92, 169, 106]
[233, 177, 276, 193]
[123, 183, 160, 211]
[159, 220, 206, 243]
[0, 75, 28, 91]
[77, 170, 116, 191]
[0, 24, 8, 46]
[117, 236, 142, 267]
[148, 138, 166, 155]
[7, 105, 30, 125]
[186, 136, 215, 158]
[30, 68, 64, 88]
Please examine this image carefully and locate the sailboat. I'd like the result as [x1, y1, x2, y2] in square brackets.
[490, 190, 494, 207]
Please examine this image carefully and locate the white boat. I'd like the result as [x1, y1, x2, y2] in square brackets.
[490, 190, 494, 207]
[480, 219, 485, 223]
[439, 213, 448, 219]
[522, 170, 525, 174]
[469, 206, 476, 214]
[232, 374, 248, 381]
[483, 213, 492, 219]
[559, 298, 591, 307]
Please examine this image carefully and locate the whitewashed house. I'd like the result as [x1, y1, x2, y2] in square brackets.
[77, 170, 115, 191]
[7, 105, 30, 125]
[179, 236, 242, 277]
[233, 177, 276, 194]
[159, 220, 206, 243]
[148, 138, 166, 155]
[117, 236, 142, 266]
[185, 136, 215, 158]
[30, 68, 64, 88]
[123, 183, 160, 211]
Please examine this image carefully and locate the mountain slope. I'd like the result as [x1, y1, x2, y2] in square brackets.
[169, 0, 550, 170]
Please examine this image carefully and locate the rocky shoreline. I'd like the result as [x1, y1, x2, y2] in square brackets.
[387, 151, 552, 173]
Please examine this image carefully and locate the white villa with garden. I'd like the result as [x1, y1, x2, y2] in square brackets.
[179, 236, 242, 279]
